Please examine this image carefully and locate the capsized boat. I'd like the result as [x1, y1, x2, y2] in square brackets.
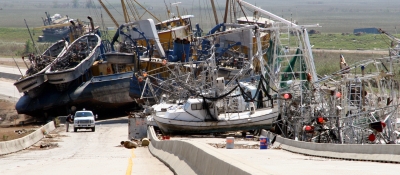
[14, 40, 68, 97]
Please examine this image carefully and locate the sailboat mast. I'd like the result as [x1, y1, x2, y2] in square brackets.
[210, 0, 219, 25]
[24, 19, 39, 54]
[12, 57, 23, 76]
[223, 0, 229, 23]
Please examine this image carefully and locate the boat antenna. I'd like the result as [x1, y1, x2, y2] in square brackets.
[21, 55, 29, 69]
[223, 0, 230, 23]
[210, 0, 219, 25]
[164, 0, 170, 19]
[12, 56, 23, 76]
[24, 19, 39, 54]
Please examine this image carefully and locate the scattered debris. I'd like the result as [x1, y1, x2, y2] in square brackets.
[208, 143, 261, 149]
[354, 32, 364, 36]
[271, 144, 282, 150]
[44, 134, 54, 138]
[40, 143, 58, 148]
[121, 140, 138, 149]
[141, 138, 150, 146]
[14, 129, 27, 134]
[309, 29, 321, 35]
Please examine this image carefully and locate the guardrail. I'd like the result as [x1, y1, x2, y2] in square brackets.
[147, 126, 268, 175]
[262, 130, 400, 163]
[0, 121, 56, 155]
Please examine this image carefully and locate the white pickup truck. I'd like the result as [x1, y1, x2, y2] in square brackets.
[73, 110, 97, 132]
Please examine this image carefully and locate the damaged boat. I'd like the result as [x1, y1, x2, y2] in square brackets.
[142, 25, 279, 134]
[14, 40, 68, 98]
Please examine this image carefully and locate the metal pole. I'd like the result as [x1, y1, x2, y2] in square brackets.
[210, 0, 219, 25]
[236, 0, 297, 27]
[223, 0, 229, 23]
[22, 56, 30, 69]
[24, 19, 39, 54]
[12, 57, 23, 76]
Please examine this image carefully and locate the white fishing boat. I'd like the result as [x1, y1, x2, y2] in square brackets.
[142, 22, 280, 134]
[151, 83, 278, 134]
[45, 33, 101, 90]
[14, 40, 68, 97]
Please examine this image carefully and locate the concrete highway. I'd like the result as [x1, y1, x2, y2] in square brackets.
[0, 65, 25, 101]
[0, 77, 22, 101]
[0, 118, 173, 175]
[173, 137, 400, 175]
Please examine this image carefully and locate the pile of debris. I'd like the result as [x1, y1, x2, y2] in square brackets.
[120, 138, 150, 149]
[208, 143, 261, 149]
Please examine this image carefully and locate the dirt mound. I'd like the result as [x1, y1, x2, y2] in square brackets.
[0, 99, 30, 127]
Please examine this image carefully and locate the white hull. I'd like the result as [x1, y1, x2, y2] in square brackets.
[46, 34, 101, 84]
[153, 107, 279, 134]
[14, 40, 67, 93]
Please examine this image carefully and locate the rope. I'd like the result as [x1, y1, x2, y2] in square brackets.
[202, 96, 218, 121]
[198, 85, 239, 101]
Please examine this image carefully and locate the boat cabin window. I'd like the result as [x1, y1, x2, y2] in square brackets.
[191, 103, 202, 110]
[191, 103, 213, 110]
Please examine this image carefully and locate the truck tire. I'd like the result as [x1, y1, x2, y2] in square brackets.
[74, 128, 77, 132]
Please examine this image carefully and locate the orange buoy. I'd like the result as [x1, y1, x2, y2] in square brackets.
[303, 125, 314, 133]
[336, 92, 342, 98]
[317, 117, 324, 124]
[306, 73, 312, 82]
[368, 134, 375, 142]
[283, 93, 292, 100]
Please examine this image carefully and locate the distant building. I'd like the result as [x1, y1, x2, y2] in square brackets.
[353, 28, 379, 34]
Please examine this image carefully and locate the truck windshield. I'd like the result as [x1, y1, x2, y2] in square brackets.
[75, 112, 93, 117]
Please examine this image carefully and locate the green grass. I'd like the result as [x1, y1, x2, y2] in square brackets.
[314, 51, 379, 75]
[308, 33, 400, 50]
[280, 32, 400, 51]
[0, 28, 33, 43]
[0, 27, 53, 57]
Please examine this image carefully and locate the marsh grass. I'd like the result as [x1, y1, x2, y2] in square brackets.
[313, 51, 400, 82]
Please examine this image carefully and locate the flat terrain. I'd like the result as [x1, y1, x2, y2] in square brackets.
[0, 0, 399, 33]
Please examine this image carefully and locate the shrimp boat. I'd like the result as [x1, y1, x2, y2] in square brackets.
[14, 40, 68, 98]
[151, 80, 279, 134]
[140, 22, 280, 134]
[45, 33, 101, 91]
[68, 19, 166, 112]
